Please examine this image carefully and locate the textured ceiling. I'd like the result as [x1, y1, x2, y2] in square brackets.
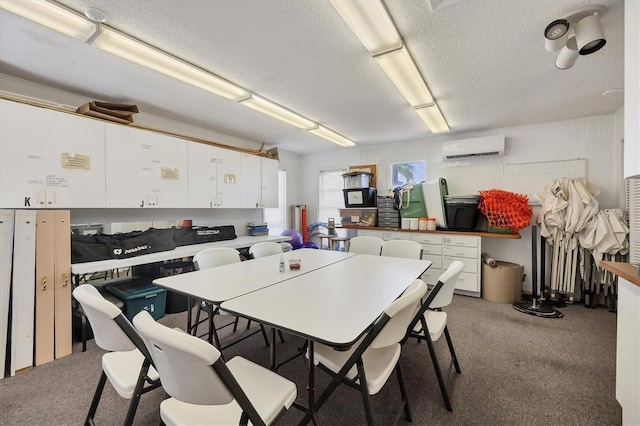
[0, 0, 625, 154]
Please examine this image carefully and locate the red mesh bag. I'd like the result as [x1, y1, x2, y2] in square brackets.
[478, 189, 532, 232]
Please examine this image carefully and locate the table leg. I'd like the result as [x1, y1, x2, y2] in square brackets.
[269, 328, 276, 371]
[308, 340, 320, 425]
[187, 296, 193, 333]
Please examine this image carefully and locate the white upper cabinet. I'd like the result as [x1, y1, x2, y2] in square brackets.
[0, 99, 106, 208]
[261, 157, 279, 208]
[241, 154, 279, 208]
[105, 124, 187, 208]
[188, 143, 242, 208]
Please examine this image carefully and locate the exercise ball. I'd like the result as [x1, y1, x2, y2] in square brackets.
[300, 242, 318, 249]
[281, 229, 303, 249]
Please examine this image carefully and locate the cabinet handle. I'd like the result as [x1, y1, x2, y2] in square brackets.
[42, 275, 47, 290]
[63, 272, 69, 287]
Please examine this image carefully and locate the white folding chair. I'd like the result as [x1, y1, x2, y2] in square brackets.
[347, 236, 384, 255]
[72, 284, 161, 426]
[248, 241, 283, 258]
[381, 239, 423, 259]
[306, 279, 428, 425]
[407, 261, 464, 411]
[133, 311, 297, 426]
[191, 247, 269, 349]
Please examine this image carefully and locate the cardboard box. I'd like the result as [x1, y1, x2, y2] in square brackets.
[482, 261, 523, 303]
[77, 101, 139, 124]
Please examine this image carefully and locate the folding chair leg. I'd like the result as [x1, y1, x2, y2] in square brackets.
[425, 334, 453, 411]
[192, 303, 202, 336]
[356, 360, 374, 426]
[396, 360, 412, 422]
[443, 326, 461, 374]
[85, 371, 107, 426]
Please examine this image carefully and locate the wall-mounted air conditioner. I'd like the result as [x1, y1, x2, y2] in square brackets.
[442, 136, 505, 161]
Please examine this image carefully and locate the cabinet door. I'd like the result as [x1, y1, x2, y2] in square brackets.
[216, 149, 242, 208]
[106, 125, 188, 208]
[241, 153, 262, 208]
[44, 110, 105, 208]
[187, 142, 218, 208]
[0, 99, 46, 208]
[261, 157, 279, 208]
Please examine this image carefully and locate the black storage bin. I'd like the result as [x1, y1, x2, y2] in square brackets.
[444, 195, 481, 230]
[343, 188, 377, 207]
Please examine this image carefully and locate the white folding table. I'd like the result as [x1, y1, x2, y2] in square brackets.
[221, 254, 432, 424]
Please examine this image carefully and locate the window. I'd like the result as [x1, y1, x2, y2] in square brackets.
[263, 170, 287, 235]
[318, 169, 347, 234]
[390, 161, 425, 187]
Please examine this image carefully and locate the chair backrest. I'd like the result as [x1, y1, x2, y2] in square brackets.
[381, 240, 423, 259]
[249, 241, 283, 258]
[370, 279, 428, 349]
[133, 310, 234, 406]
[193, 247, 241, 270]
[348, 236, 384, 255]
[72, 284, 136, 352]
[429, 261, 464, 309]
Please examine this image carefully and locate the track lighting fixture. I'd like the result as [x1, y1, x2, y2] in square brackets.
[543, 5, 607, 70]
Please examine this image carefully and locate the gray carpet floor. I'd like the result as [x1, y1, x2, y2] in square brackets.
[0, 295, 621, 425]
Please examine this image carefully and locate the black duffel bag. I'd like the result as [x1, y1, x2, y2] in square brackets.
[71, 233, 112, 263]
[173, 225, 237, 246]
[95, 228, 177, 260]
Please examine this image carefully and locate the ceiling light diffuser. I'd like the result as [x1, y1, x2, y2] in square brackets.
[0, 0, 97, 41]
[375, 46, 434, 107]
[309, 126, 356, 147]
[415, 104, 449, 134]
[91, 26, 249, 101]
[329, 0, 402, 56]
[239, 94, 317, 130]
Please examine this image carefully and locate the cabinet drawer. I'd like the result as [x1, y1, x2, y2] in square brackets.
[422, 254, 442, 269]
[455, 272, 480, 293]
[381, 231, 409, 241]
[411, 233, 443, 245]
[420, 244, 442, 256]
[443, 256, 479, 274]
[421, 268, 442, 286]
[357, 229, 381, 238]
[443, 235, 479, 248]
[443, 245, 478, 259]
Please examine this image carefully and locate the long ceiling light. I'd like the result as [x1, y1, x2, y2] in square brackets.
[330, 0, 449, 134]
[239, 94, 318, 130]
[374, 46, 434, 107]
[309, 126, 356, 147]
[91, 26, 249, 101]
[1, 0, 356, 148]
[415, 104, 449, 133]
[0, 0, 96, 41]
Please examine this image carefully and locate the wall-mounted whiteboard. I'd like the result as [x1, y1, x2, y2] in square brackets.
[502, 159, 587, 205]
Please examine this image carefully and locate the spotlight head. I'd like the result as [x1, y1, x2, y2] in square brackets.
[544, 19, 569, 52]
[555, 36, 578, 70]
[575, 13, 606, 55]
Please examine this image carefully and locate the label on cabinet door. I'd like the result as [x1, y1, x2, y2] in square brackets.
[60, 152, 90, 170]
[161, 167, 179, 180]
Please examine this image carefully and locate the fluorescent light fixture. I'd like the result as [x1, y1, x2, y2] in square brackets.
[239, 94, 317, 130]
[375, 46, 434, 107]
[0, 0, 96, 41]
[91, 26, 249, 101]
[330, 0, 402, 56]
[415, 104, 449, 134]
[309, 125, 355, 147]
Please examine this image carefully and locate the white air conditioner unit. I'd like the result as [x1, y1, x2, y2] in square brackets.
[442, 136, 505, 161]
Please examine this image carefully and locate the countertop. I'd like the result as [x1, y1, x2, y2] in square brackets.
[600, 261, 640, 287]
[338, 225, 521, 239]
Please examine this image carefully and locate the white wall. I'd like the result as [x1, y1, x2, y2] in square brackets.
[299, 115, 624, 292]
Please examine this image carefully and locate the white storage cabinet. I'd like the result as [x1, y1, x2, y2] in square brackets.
[241, 154, 279, 208]
[188, 143, 242, 208]
[0, 100, 106, 208]
[105, 124, 188, 208]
